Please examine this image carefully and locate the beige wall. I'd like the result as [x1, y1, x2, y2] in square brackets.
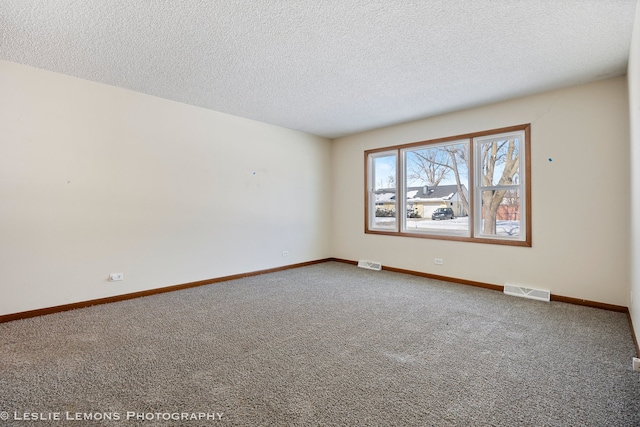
[331, 77, 630, 306]
[0, 61, 331, 315]
[629, 3, 640, 348]
[0, 59, 634, 317]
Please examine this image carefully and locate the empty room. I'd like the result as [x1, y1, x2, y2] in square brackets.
[2, 1, 640, 426]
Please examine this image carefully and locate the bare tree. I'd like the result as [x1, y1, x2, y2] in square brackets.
[387, 175, 395, 188]
[444, 145, 470, 215]
[480, 139, 520, 234]
[408, 149, 450, 186]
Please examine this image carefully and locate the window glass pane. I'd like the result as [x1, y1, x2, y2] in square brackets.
[479, 189, 521, 237]
[403, 142, 470, 235]
[479, 136, 521, 187]
[371, 154, 397, 230]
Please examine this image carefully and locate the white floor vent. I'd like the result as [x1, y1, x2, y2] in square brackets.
[358, 260, 382, 271]
[504, 284, 550, 302]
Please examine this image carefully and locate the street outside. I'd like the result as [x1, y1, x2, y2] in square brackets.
[374, 217, 520, 236]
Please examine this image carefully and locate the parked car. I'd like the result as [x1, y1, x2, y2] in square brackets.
[432, 207, 454, 220]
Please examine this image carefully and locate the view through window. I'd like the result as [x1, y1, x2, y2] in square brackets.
[365, 124, 530, 246]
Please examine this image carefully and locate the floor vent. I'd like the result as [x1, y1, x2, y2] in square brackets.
[504, 284, 550, 301]
[358, 260, 382, 271]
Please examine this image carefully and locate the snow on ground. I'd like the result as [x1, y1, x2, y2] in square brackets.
[373, 217, 520, 237]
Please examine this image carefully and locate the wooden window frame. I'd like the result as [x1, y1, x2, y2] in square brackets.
[364, 124, 531, 247]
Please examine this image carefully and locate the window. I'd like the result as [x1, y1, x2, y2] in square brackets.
[365, 124, 531, 246]
[367, 151, 397, 230]
[402, 139, 470, 236]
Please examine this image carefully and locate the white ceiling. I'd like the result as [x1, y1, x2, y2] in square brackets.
[1, 1, 638, 138]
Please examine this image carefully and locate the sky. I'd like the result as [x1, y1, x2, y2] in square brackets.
[372, 136, 522, 190]
[372, 148, 469, 190]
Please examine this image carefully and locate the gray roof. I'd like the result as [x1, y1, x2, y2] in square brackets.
[407, 185, 459, 199]
[374, 184, 465, 201]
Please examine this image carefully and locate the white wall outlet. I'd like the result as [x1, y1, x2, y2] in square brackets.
[633, 357, 640, 372]
[109, 273, 124, 282]
[282, 251, 289, 257]
[434, 258, 444, 265]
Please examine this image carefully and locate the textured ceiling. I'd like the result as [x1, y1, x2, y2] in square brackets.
[1, 1, 638, 138]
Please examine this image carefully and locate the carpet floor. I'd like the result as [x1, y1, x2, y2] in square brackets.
[1, 261, 639, 426]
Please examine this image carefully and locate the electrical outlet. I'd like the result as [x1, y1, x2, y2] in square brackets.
[434, 258, 444, 265]
[282, 251, 289, 257]
[109, 273, 124, 282]
[633, 357, 640, 372]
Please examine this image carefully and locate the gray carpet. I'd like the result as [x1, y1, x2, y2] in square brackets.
[1, 261, 638, 426]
